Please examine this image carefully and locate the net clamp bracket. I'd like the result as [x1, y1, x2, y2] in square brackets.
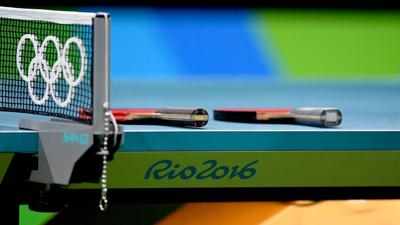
[19, 118, 95, 185]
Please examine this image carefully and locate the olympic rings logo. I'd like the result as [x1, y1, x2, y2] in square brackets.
[16, 34, 87, 107]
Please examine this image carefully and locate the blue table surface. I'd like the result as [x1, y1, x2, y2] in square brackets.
[1, 81, 400, 152]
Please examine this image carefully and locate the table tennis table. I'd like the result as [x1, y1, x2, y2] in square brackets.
[1, 81, 400, 222]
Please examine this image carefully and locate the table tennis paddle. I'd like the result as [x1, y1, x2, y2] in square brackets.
[80, 108, 209, 127]
[213, 108, 342, 127]
[111, 108, 209, 127]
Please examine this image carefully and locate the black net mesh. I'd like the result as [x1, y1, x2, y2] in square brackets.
[0, 17, 93, 124]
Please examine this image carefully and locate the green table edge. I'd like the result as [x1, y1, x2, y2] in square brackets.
[68, 150, 400, 189]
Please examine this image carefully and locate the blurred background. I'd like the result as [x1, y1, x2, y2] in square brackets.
[97, 6, 400, 82]
[94, 7, 400, 82]
[94, 6, 400, 82]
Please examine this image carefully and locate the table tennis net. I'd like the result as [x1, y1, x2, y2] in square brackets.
[0, 7, 94, 124]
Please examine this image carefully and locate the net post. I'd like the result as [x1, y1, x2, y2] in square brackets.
[1, 7, 123, 212]
[93, 13, 110, 134]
